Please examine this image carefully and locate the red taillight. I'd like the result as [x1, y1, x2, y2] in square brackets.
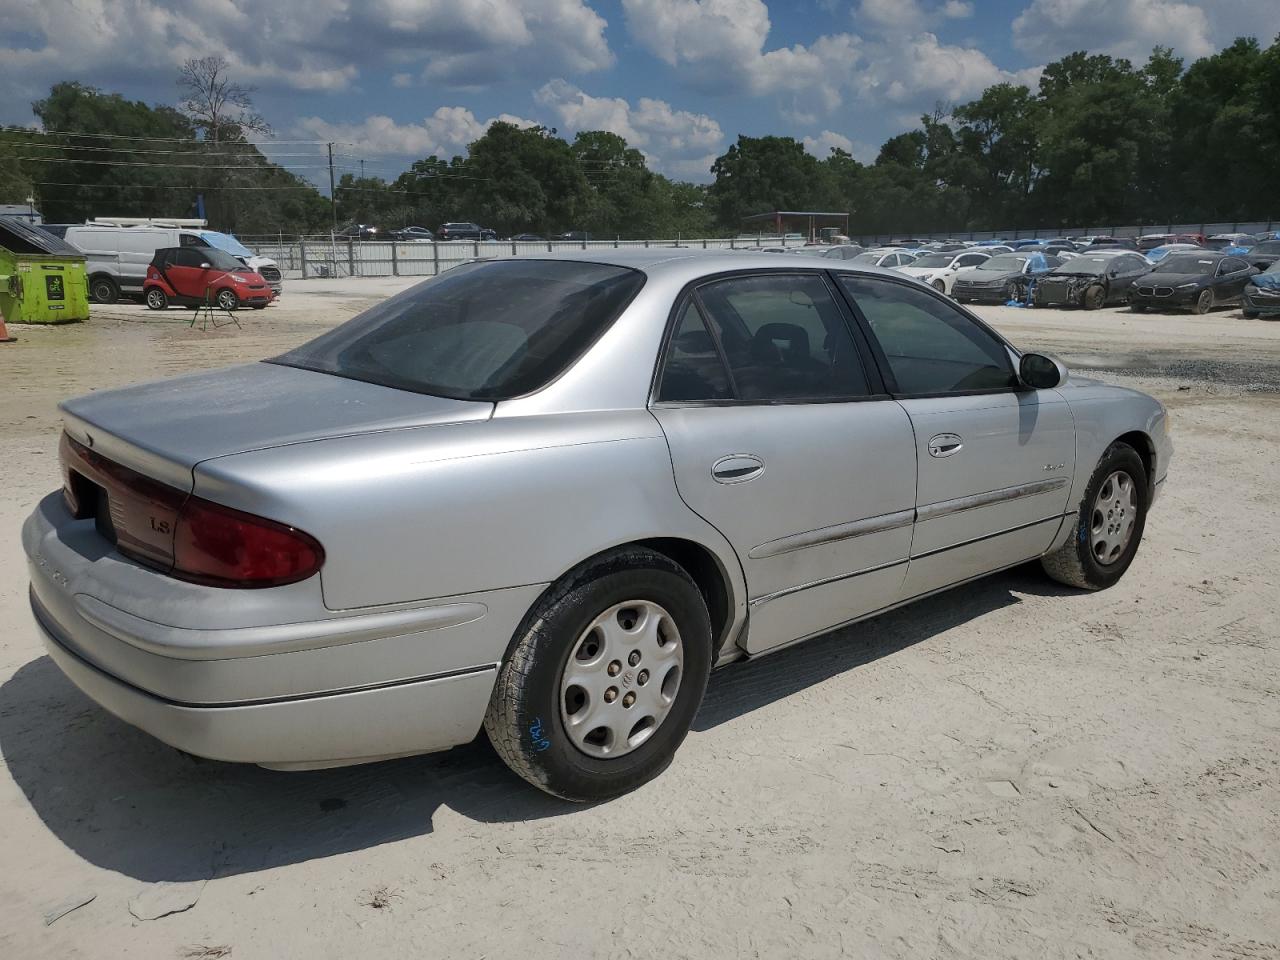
[173, 496, 324, 588]
[61, 432, 323, 588]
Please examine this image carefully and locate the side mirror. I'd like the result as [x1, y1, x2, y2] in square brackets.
[200, 262, 212, 269]
[1019, 352, 1067, 390]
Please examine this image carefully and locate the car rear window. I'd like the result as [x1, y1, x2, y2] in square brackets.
[271, 259, 645, 400]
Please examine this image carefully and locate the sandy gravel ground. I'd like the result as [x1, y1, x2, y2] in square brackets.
[1, 280, 1277, 959]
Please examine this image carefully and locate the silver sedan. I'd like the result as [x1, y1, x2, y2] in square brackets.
[24, 251, 1171, 800]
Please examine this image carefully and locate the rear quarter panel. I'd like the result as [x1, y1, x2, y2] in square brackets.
[192, 411, 747, 616]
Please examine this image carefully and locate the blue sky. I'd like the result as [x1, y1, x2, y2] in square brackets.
[4, 0, 1278, 185]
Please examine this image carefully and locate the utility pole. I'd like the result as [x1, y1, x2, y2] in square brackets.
[327, 142, 337, 234]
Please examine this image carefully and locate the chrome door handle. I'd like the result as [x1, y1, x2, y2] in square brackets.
[928, 434, 963, 458]
[711, 454, 765, 484]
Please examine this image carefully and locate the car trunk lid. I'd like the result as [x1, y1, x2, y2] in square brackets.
[59, 361, 493, 569]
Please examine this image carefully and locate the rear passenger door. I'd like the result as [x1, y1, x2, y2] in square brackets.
[651, 272, 918, 654]
[835, 274, 1076, 599]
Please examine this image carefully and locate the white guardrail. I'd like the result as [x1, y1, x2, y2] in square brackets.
[242, 236, 813, 280]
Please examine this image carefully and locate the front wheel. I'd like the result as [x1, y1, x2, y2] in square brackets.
[1192, 289, 1213, 315]
[215, 289, 240, 311]
[931, 279, 945, 292]
[144, 287, 168, 310]
[484, 547, 712, 801]
[1082, 285, 1106, 310]
[1042, 442, 1148, 590]
[1129, 302, 1147, 313]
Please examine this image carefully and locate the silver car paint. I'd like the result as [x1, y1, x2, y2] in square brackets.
[24, 250, 1170, 769]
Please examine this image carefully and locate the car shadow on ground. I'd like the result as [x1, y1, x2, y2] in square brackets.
[694, 562, 1072, 730]
[0, 563, 1072, 883]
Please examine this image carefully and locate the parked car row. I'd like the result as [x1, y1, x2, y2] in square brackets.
[795, 239, 1277, 317]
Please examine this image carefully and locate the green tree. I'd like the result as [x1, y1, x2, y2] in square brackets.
[707, 135, 834, 229]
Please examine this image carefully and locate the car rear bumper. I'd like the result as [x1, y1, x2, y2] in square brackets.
[24, 492, 542, 768]
[34, 597, 497, 767]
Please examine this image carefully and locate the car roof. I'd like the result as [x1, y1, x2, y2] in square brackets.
[460, 248, 917, 287]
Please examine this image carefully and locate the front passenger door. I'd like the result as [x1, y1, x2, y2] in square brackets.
[836, 275, 1076, 599]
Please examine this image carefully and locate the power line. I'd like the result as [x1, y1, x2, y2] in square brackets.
[5, 140, 331, 158]
[4, 128, 353, 146]
[10, 155, 338, 170]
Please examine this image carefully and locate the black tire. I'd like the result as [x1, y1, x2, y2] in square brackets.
[251, 304, 268, 310]
[484, 546, 712, 801]
[1192, 288, 1213, 315]
[89, 276, 119, 304]
[1242, 309, 1258, 319]
[1129, 303, 1147, 313]
[215, 289, 240, 311]
[1041, 442, 1149, 590]
[144, 287, 168, 310]
[1082, 285, 1106, 310]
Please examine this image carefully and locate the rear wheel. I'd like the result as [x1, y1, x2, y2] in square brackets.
[89, 276, 119, 304]
[1192, 289, 1213, 315]
[215, 289, 240, 311]
[144, 287, 168, 310]
[1042, 442, 1148, 590]
[484, 547, 712, 801]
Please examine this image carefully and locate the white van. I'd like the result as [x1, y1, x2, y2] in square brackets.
[64, 219, 282, 303]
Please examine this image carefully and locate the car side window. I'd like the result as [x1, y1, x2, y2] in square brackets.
[174, 249, 207, 268]
[657, 300, 732, 402]
[837, 275, 1016, 395]
[1221, 257, 1247, 273]
[692, 274, 871, 401]
[957, 254, 986, 267]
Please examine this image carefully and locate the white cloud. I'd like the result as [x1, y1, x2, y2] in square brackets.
[802, 130, 878, 163]
[621, 0, 1031, 119]
[1012, 0, 1215, 61]
[535, 79, 724, 175]
[296, 108, 539, 159]
[856, 0, 974, 30]
[621, 0, 864, 108]
[802, 130, 854, 157]
[0, 0, 613, 121]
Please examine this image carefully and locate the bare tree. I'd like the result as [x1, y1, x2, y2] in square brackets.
[177, 56, 271, 143]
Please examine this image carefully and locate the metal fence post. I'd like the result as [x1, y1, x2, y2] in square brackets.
[391, 243, 399, 276]
[474, 241, 480, 259]
[432, 242, 439, 277]
[512, 241, 517, 256]
[347, 239, 355, 277]
[300, 238, 308, 279]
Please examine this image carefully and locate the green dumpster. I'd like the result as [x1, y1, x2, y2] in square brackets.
[0, 216, 90, 324]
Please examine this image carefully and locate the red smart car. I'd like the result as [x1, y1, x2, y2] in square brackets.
[144, 247, 275, 310]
